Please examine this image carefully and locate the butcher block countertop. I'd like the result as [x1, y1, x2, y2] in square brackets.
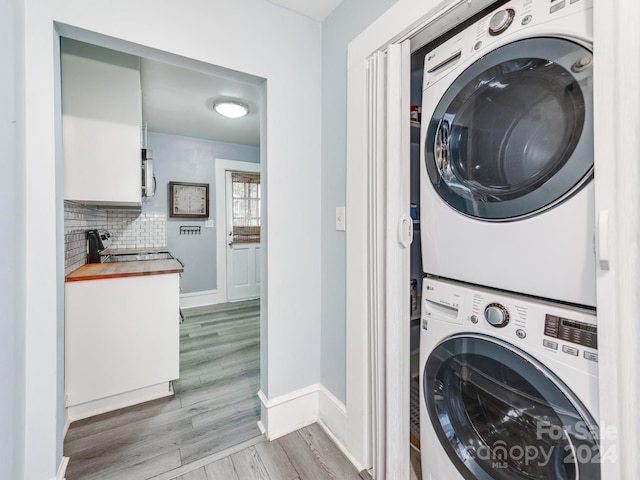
[65, 259, 184, 282]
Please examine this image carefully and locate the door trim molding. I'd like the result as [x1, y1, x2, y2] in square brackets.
[214, 159, 260, 304]
[347, 1, 640, 479]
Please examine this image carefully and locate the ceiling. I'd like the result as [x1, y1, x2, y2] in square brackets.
[141, 0, 344, 147]
[266, 0, 345, 22]
[141, 59, 262, 147]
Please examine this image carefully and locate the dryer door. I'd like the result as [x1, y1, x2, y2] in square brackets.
[424, 37, 593, 220]
[423, 334, 600, 480]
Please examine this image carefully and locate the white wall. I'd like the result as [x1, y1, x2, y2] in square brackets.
[321, 0, 398, 404]
[22, 0, 63, 477]
[1, 1, 26, 478]
[22, 0, 322, 477]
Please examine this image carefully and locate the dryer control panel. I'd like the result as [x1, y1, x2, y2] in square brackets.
[422, 0, 593, 91]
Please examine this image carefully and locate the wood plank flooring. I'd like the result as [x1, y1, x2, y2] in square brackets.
[63, 299, 422, 479]
[172, 423, 362, 480]
[64, 299, 262, 479]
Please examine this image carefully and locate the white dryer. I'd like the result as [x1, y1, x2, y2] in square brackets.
[420, 0, 595, 306]
[419, 277, 600, 480]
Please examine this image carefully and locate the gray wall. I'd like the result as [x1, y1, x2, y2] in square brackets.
[1, 0, 26, 478]
[320, 0, 399, 403]
[145, 131, 260, 293]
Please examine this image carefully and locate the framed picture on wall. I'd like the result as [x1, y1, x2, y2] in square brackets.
[169, 181, 210, 218]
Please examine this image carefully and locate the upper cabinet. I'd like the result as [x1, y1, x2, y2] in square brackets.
[61, 38, 142, 207]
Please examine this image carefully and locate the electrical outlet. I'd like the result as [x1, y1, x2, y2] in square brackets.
[336, 206, 346, 231]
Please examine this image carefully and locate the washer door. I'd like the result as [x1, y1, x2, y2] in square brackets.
[424, 334, 600, 480]
[424, 38, 593, 220]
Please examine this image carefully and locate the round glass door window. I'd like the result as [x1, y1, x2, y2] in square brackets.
[424, 38, 593, 220]
[424, 334, 600, 480]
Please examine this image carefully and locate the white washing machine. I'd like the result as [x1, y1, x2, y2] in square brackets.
[419, 277, 600, 479]
[420, 0, 595, 307]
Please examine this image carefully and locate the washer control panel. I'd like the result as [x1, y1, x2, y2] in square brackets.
[422, 278, 598, 372]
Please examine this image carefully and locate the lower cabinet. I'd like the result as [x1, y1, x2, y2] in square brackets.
[65, 273, 180, 421]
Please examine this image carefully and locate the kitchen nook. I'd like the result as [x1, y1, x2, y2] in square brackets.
[58, 30, 266, 478]
[60, 37, 188, 422]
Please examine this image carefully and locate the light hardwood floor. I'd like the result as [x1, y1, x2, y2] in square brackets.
[64, 299, 262, 479]
[63, 299, 421, 479]
[171, 423, 363, 480]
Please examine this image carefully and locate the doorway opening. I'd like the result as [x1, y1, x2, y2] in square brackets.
[60, 32, 267, 478]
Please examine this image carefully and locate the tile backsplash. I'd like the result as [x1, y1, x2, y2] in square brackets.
[64, 202, 108, 274]
[106, 210, 167, 250]
[64, 201, 167, 274]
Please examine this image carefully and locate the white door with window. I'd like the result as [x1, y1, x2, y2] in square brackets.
[226, 170, 261, 301]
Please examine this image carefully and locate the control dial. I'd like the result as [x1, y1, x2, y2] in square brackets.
[488, 9, 515, 36]
[484, 303, 510, 328]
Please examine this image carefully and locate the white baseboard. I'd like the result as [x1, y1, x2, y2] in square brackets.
[318, 385, 347, 442]
[258, 385, 320, 440]
[257, 384, 347, 441]
[316, 387, 366, 472]
[317, 420, 365, 473]
[180, 290, 225, 308]
[258, 385, 363, 473]
[66, 382, 173, 422]
[48, 456, 69, 480]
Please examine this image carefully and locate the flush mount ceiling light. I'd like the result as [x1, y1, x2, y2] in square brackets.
[213, 100, 249, 118]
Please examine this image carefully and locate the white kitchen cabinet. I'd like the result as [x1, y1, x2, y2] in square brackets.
[61, 38, 142, 206]
[65, 273, 180, 420]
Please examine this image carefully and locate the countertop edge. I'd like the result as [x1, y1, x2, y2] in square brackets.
[65, 268, 184, 282]
[65, 259, 184, 283]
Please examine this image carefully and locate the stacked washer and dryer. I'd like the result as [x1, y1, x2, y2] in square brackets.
[417, 0, 600, 479]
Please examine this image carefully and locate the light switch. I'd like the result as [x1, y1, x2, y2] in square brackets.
[205, 220, 214, 228]
[336, 206, 346, 231]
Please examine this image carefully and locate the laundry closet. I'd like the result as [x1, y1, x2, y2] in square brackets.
[407, 0, 599, 478]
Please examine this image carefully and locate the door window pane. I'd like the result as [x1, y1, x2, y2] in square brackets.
[231, 171, 261, 243]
